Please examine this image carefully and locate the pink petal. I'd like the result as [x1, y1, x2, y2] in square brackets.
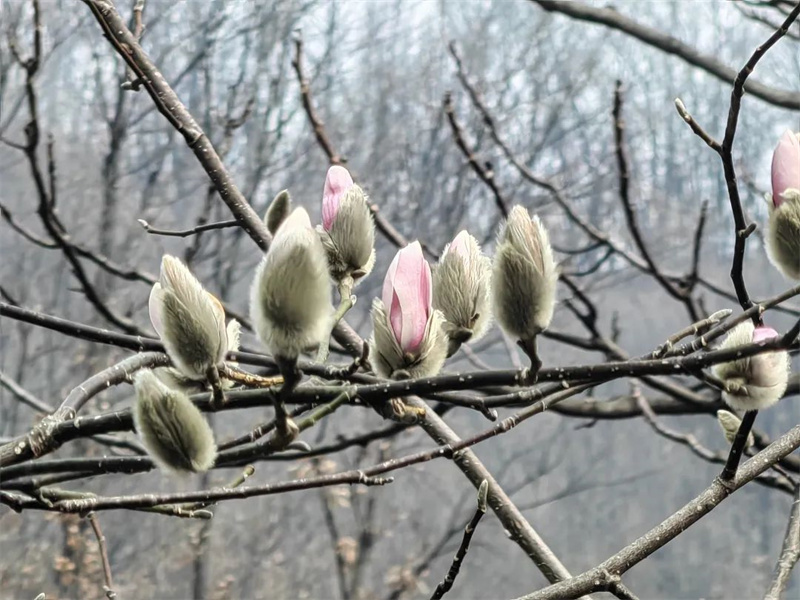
[753, 325, 779, 344]
[322, 166, 354, 230]
[771, 130, 800, 207]
[382, 241, 431, 353]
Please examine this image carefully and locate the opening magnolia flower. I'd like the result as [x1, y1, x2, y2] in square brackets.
[322, 165, 355, 231]
[383, 241, 432, 354]
[371, 241, 447, 378]
[766, 130, 800, 280]
[712, 321, 790, 411]
[318, 165, 376, 284]
[149, 255, 229, 380]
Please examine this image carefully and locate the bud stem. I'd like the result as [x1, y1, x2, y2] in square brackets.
[205, 365, 225, 410]
[517, 336, 543, 380]
[315, 278, 356, 364]
[720, 409, 758, 482]
[273, 356, 302, 446]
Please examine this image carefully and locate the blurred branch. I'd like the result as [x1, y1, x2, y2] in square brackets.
[87, 512, 117, 599]
[514, 421, 800, 600]
[81, 0, 272, 249]
[530, 0, 800, 109]
[430, 480, 488, 600]
[291, 30, 412, 252]
[764, 486, 800, 600]
[443, 91, 509, 218]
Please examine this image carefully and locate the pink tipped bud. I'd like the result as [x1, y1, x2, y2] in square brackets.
[446, 230, 471, 261]
[752, 325, 779, 344]
[381, 241, 432, 354]
[771, 130, 800, 207]
[322, 166, 354, 230]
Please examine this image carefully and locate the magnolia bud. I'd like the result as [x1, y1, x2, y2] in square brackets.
[492, 206, 558, 342]
[433, 230, 492, 355]
[133, 370, 216, 473]
[149, 255, 229, 380]
[156, 318, 241, 392]
[716, 409, 754, 448]
[250, 207, 332, 360]
[766, 131, 800, 280]
[317, 166, 376, 284]
[712, 321, 789, 411]
[265, 190, 293, 235]
[371, 241, 448, 378]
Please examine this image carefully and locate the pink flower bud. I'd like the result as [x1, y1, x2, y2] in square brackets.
[752, 325, 778, 345]
[381, 241, 432, 354]
[322, 166, 354, 231]
[771, 130, 800, 207]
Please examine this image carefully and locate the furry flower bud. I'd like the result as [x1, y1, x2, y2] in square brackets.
[716, 409, 754, 448]
[492, 206, 558, 342]
[318, 166, 376, 284]
[133, 370, 216, 473]
[371, 241, 448, 378]
[250, 207, 332, 360]
[433, 230, 492, 355]
[712, 321, 789, 411]
[766, 131, 800, 279]
[149, 255, 228, 380]
[265, 190, 292, 235]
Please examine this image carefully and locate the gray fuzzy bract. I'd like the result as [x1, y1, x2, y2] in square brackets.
[766, 190, 800, 280]
[712, 321, 790, 411]
[155, 320, 241, 392]
[370, 298, 448, 379]
[149, 256, 228, 380]
[265, 190, 292, 235]
[318, 185, 376, 284]
[492, 207, 558, 342]
[133, 370, 217, 473]
[250, 218, 332, 359]
[432, 234, 492, 344]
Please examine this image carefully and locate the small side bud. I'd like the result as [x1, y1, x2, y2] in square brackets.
[492, 206, 558, 344]
[318, 166, 376, 285]
[371, 242, 448, 378]
[716, 409, 754, 448]
[712, 321, 790, 411]
[265, 190, 292, 235]
[433, 230, 492, 356]
[250, 207, 333, 360]
[149, 255, 229, 380]
[477, 479, 489, 512]
[133, 370, 216, 473]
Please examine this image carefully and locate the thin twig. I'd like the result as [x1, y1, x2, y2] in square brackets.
[430, 480, 489, 600]
[87, 512, 117, 599]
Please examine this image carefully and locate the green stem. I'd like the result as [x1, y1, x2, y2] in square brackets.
[316, 278, 355, 364]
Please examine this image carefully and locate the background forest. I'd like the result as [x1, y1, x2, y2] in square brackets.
[2, 1, 800, 599]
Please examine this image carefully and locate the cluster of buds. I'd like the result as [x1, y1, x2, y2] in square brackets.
[432, 230, 492, 357]
[250, 207, 332, 360]
[491, 206, 558, 367]
[318, 166, 376, 286]
[371, 241, 448, 379]
[133, 370, 217, 473]
[712, 321, 789, 411]
[149, 255, 237, 382]
[766, 130, 800, 280]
